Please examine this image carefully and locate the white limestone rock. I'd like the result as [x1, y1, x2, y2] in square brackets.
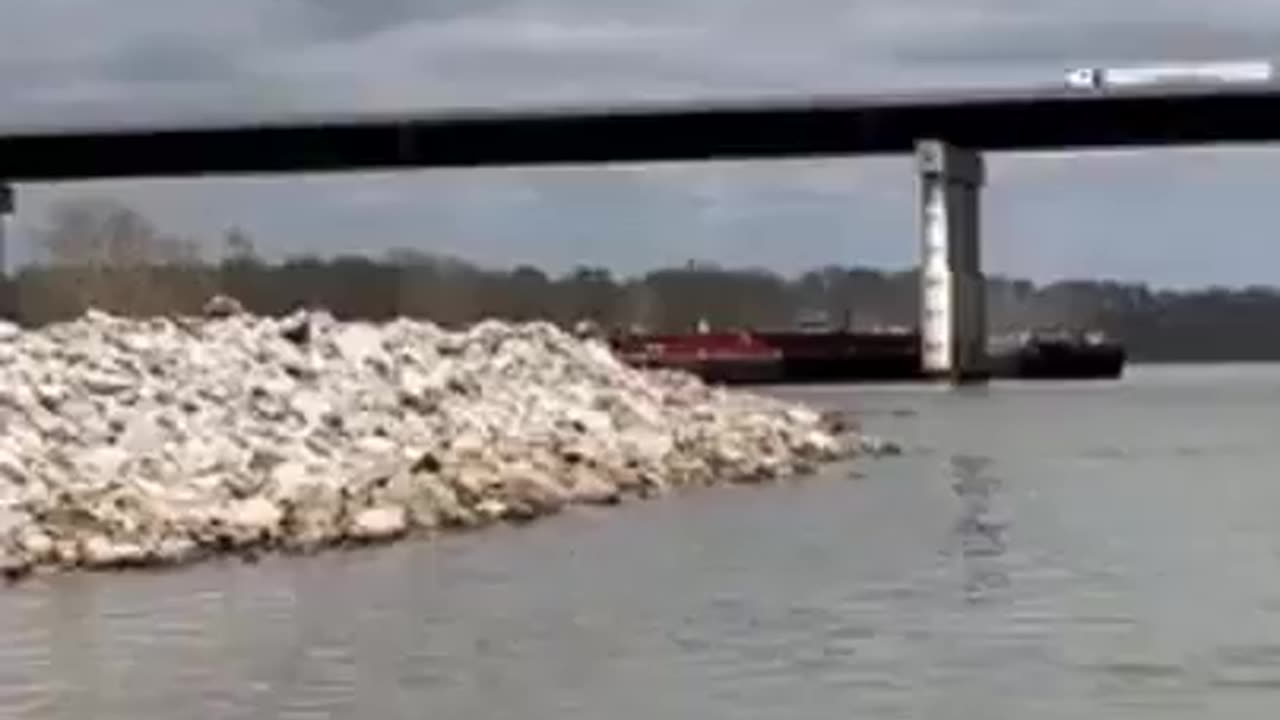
[203, 294, 246, 318]
[79, 535, 149, 569]
[227, 497, 282, 536]
[348, 506, 408, 542]
[0, 307, 872, 580]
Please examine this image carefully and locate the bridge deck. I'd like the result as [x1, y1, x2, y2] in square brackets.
[3, 84, 1280, 181]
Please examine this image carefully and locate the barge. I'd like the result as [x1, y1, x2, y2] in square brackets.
[987, 329, 1127, 380]
[608, 324, 1125, 385]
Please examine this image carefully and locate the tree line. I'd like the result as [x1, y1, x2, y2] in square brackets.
[1, 196, 1278, 362]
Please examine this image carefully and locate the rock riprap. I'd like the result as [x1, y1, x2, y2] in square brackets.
[0, 308, 871, 579]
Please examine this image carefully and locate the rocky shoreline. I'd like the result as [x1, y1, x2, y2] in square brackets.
[0, 304, 884, 581]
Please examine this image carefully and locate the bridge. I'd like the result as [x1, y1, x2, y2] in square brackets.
[4, 83, 1280, 380]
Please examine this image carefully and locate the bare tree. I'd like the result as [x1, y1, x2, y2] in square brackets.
[24, 197, 211, 318]
[223, 225, 259, 264]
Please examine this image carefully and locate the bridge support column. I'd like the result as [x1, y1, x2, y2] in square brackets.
[0, 184, 11, 279]
[916, 140, 988, 383]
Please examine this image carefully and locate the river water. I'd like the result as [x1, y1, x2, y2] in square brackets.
[1, 364, 1279, 719]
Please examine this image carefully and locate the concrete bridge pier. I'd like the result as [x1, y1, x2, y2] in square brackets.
[916, 140, 988, 383]
[0, 184, 11, 279]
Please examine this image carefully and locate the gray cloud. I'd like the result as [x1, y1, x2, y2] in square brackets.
[897, 17, 1280, 67]
[3, 1, 1280, 288]
[289, 0, 524, 42]
[101, 37, 244, 86]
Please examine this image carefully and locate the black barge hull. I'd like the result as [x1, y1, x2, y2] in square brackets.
[613, 330, 1126, 385]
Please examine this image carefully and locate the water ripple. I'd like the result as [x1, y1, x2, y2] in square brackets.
[0, 368, 1274, 717]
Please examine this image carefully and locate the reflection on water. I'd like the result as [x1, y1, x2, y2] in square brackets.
[947, 454, 1010, 603]
[0, 365, 1278, 718]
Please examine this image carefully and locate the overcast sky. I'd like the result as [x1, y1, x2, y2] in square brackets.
[2, 0, 1279, 288]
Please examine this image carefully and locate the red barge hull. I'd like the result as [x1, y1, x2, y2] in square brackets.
[610, 330, 924, 385]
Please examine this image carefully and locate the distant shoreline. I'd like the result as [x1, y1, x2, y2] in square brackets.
[1127, 358, 1280, 365]
[7, 195, 1278, 362]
